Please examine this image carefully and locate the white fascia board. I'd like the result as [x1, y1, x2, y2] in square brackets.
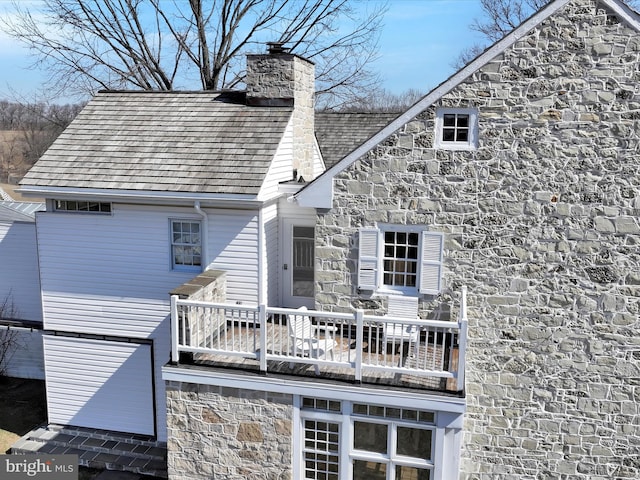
[295, 0, 582, 209]
[17, 186, 262, 208]
[162, 365, 466, 414]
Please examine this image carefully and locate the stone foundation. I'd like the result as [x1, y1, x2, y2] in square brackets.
[166, 381, 293, 480]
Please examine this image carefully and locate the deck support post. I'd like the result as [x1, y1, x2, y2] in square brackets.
[355, 310, 364, 382]
[259, 304, 268, 372]
[170, 295, 179, 363]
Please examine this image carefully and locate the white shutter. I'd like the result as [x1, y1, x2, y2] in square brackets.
[419, 231, 444, 295]
[358, 227, 380, 291]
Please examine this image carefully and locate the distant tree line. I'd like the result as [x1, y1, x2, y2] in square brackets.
[0, 100, 83, 182]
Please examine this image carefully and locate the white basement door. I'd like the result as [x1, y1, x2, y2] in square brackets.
[43, 336, 155, 436]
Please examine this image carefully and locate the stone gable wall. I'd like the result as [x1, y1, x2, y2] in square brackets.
[166, 381, 293, 480]
[314, 0, 640, 478]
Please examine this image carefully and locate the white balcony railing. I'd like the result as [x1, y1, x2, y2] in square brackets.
[170, 287, 468, 391]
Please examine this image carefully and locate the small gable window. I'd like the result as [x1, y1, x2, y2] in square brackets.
[358, 226, 444, 296]
[435, 108, 478, 150]
[170, 220, 202, 271]
[53, 200, 111, 213]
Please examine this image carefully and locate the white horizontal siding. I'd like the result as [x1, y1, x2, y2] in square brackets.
[2, 327, 44, 379]
[258, 118, 293, 201]
[263, 204, 279, 306]
[36, 203, 259, 441]
[206, 208, 260, 305]
[44, 336, 155, 435]
[36, 205, 201, 336]
[0, 221, 42, 322]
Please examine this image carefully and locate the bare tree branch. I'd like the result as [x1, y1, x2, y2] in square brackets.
[1, 0, 387, 107]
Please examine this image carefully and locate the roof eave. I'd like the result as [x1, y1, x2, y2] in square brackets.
[18, 185, 263, 209]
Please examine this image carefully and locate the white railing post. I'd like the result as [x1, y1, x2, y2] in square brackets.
[259, 304, 268, 372]
[355, 310, 364, 382]
[456, 286, 468, 391]
[170, 295, 179, 363]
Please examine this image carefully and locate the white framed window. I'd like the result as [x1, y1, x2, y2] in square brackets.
[358, 226, 443, 295]
[170, 219, 202, 271]
[298, 398, 439, 480]
[53, 200, 112, 214]
[434, 108, 478, 150]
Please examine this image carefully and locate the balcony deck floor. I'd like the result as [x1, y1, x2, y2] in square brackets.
[182, 323, 460, 393]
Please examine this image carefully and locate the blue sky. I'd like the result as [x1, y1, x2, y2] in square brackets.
[0, 0, 487, 103]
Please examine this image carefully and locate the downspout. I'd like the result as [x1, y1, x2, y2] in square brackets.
[193, 201, 208, 269]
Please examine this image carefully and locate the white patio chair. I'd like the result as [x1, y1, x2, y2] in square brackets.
[288, 306, 337, 373]
[382, 296, 420, 359]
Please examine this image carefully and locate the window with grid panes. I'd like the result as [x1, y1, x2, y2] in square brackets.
[300, 398, 438, 480]
[383, 231, 419, 289]
[303, 419, 340, 480]
[442, 113, 469, 142]
[53, 200, 111, 213]
[170, 220, 202, 271]
[435, 108, 477, 150]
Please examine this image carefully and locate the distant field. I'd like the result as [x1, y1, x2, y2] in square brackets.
[1, 129, 32, 192]
[0, 183, 44, 202]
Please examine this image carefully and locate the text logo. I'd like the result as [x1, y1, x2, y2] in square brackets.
[0, 455, 77, 479]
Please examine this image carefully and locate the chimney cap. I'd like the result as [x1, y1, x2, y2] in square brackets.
[267, 42, 290, 54]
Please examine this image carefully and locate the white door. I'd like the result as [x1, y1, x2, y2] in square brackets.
[282, 219, 315, 308]
[44, 336, 155, 436]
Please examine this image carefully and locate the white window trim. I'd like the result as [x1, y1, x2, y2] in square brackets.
[169, 218, 203, 272]
[357, 225, 443, 296]
[434, 107, 478, 150]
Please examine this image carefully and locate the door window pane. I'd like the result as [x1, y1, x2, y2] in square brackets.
[292, 226, 314, 297]
[395, 465, 432, 480]
[354, 421, 388, 454]
[396, 427, 432, 460]
[354, 460, 386, 480]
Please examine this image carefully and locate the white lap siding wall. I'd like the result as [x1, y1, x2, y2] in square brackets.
[36, 203, 261, 440]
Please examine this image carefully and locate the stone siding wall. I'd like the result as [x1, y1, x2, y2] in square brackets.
[314, 0, 640, 478]
[166, 381, 293, 480]
[170, 270, 226, 348]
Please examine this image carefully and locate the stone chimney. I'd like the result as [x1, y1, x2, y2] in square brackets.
[246, 43, 315, 182]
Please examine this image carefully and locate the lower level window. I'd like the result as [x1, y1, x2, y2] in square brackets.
[170, 220, 202, 271]
[300, 398, 436, 480]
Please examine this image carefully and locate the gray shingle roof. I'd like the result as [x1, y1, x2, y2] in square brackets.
[20, 91, 293, 196]
[314, 112, 399, 168]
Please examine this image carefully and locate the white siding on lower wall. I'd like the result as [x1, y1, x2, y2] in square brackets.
[2, 327, 44, 379]
[0, 221, 42, 322]
[44, 335, 155, 436]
